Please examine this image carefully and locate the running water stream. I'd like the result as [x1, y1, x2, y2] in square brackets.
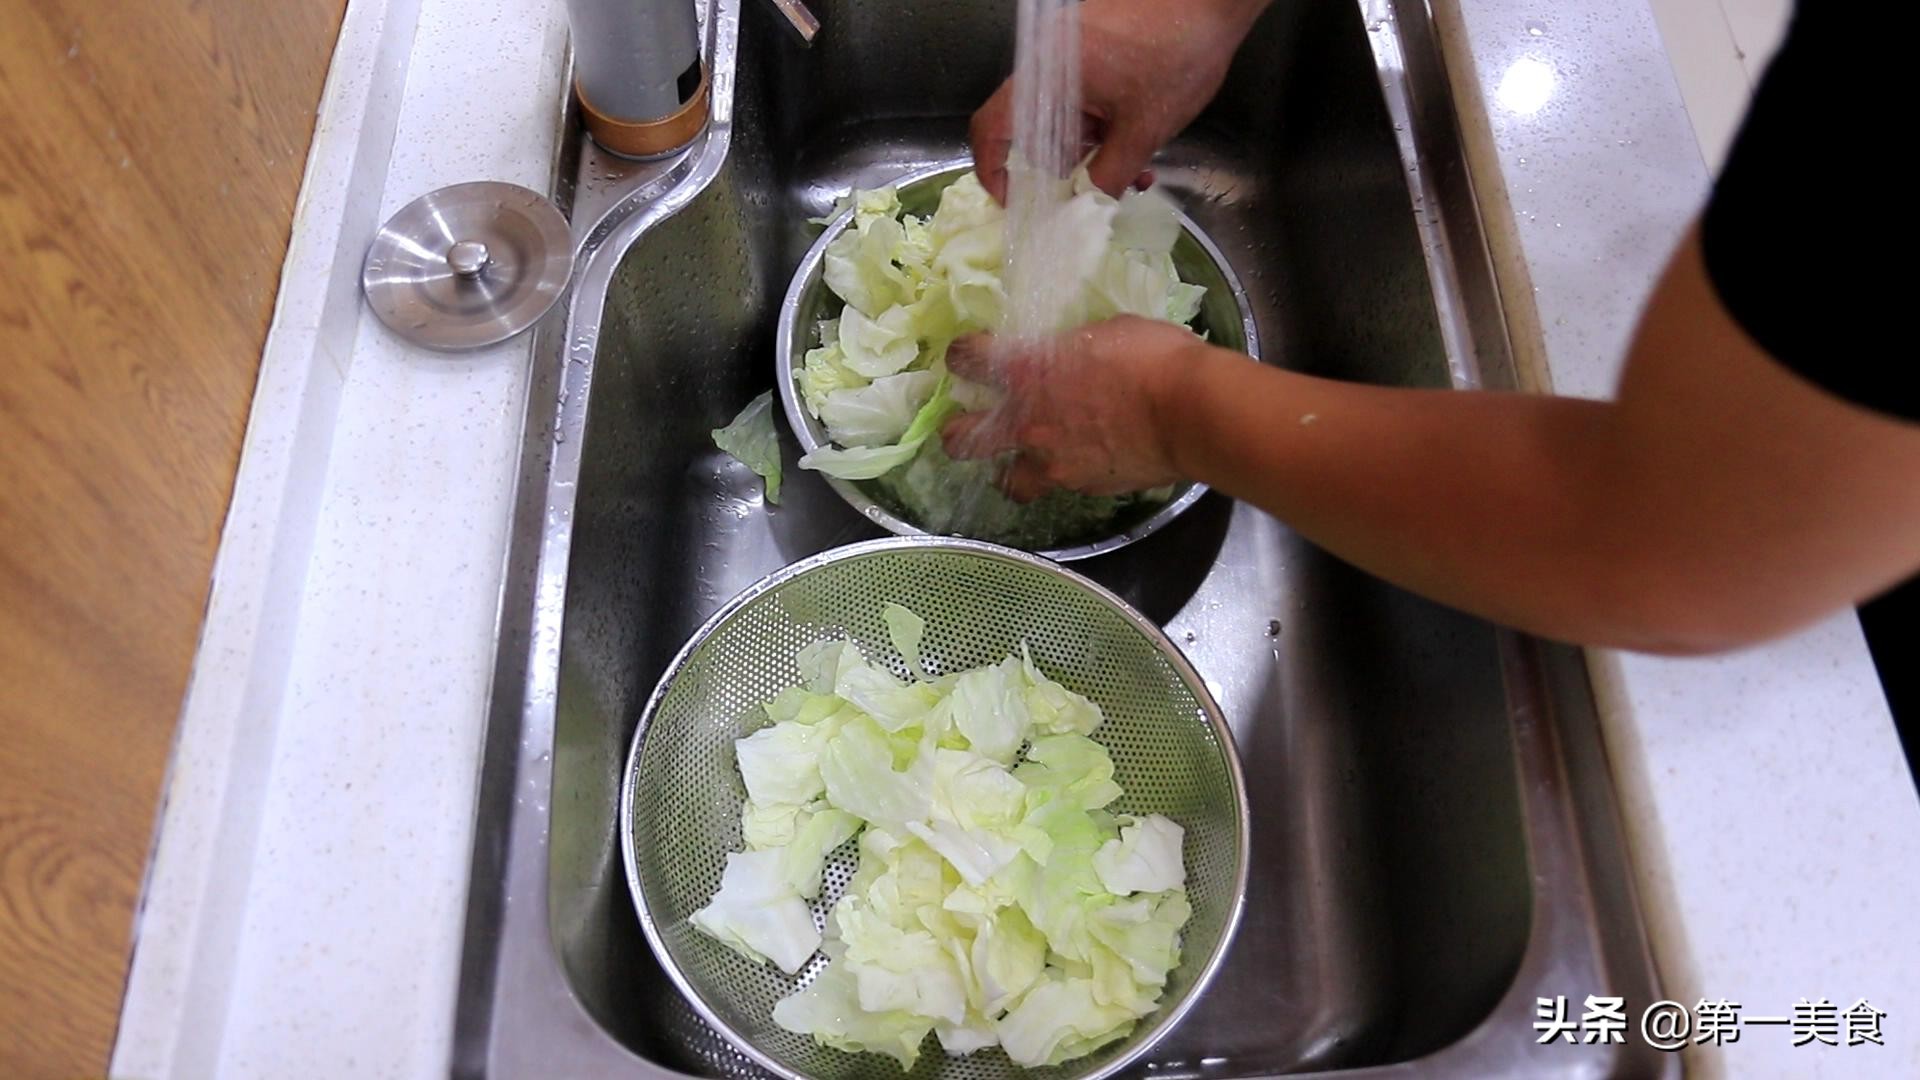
[926, 0, 1092, 540]
[906, 0, 1168, 550]
[1001, 0, 1085, 345]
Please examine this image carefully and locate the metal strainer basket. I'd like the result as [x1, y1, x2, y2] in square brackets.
[621, 537, 1249, 1080]
[774, 161, 1262, 561]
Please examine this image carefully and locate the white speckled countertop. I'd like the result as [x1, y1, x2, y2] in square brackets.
[111, 0, 1920, 1077]
[1435, 2, 1920, 1075]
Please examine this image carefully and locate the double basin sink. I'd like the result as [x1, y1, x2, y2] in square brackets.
[453, 0, 1673, 1076]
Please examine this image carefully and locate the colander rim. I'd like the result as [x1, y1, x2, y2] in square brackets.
[619, 536, 1251, 1080]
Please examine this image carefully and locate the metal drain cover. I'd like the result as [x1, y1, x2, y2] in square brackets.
[362, 181, 573, 350]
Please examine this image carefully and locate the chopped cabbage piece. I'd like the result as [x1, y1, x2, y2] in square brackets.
[1017, 734, 1123, 811]
[855, 185, 903, 224]
[1087, 889, 1191, 992]
[772, 950, 934, 1070]
[1110, 185, 1183, 255]
[1092, 814, 1187, 896]
[819, 715, 932, 834]
[882, 602, 931, 680]
[1021, 643, 1103, 736]
[818, 369, 940, 448]
[936, 1016, 999, 1055]
[798, 342, 868, 417]
[838, 304, 921, 379]
[993, 974, 1135, 1067]
[798, 374, 961, 480]
[796, 639, 865, 694]
[740, 800, 809, 850]
[834, 659, 942, 733]
[783, 808, 862, 899]
[689, 849, 820, 975]
[949, 656, 1033, 765]
[734, 716, 837, 806]
[1001, 805, 1115, 962]
[762, 685, 843, 726]
[823, 214, 912, 317]
[710, 390, 782, 505]
[966, 903, 1047, 1017]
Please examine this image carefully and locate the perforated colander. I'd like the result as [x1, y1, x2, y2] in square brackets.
[621, 537, 1249, 1080]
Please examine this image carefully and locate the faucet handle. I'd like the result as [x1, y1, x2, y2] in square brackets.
[764, 0, 819, 44]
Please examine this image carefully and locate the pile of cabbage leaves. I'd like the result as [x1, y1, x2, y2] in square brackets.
[690, 603, 1191, 1069]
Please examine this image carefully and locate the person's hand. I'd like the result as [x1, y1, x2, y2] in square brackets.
[969, 0, 1269, 201]
[941, 316, 1211, 501]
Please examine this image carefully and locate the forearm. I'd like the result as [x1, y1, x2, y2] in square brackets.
[1196, 0, 1274, 33]
[1161, 344, 1705, 651]
[1172, 0, 1273, 50]
[1162, 318, 1920, 654]
[1104, 0, 1272, 58]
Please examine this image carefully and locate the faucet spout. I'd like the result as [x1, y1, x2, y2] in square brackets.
[764, 0, 820, 44]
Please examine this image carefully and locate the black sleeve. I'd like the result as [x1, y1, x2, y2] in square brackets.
[1699, 4, 1917, 423]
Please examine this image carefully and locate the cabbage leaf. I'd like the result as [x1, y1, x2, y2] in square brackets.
[711, 390, 782, 505]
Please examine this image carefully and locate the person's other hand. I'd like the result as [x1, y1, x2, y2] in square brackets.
[941, 316, 1212, 501]
[969, 0, 1268, 201]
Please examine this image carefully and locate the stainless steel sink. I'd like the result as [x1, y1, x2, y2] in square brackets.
[454, 0, 1675, 1076]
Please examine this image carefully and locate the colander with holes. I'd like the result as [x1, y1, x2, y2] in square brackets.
[620, 537, 1249, 1080]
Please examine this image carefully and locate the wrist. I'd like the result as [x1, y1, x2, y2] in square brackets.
[1148, 337, 1226, 483]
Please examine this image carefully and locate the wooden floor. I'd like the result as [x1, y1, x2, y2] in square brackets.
[0, 1, 345, 1075]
